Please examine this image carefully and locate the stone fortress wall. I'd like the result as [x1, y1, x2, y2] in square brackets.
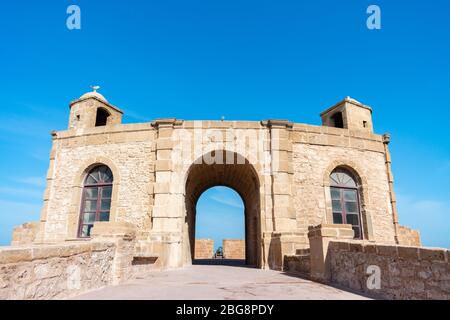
[327, 240, 450, 300]
[0, 241, 115, 300]
[194, 239, 214, 259]
[194, 239, 246, 260]
[223, 239, 245, 259]
[283, 224, 449, 300]
[32, 92, 406, 270]
[2, 90, 446, 299]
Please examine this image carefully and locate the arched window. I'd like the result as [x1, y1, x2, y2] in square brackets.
[78, 165, 113, 237]
[330, 168, 363, 239]
[95, 108, 110, 127]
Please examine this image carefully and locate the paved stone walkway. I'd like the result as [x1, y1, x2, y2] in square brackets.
[73, 262, 370, 300]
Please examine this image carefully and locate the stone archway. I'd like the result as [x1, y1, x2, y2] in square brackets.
[184, 150, 261, 267]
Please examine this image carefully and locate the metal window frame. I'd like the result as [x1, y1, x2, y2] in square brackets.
[330, 186, 364, 240]
[78, 181, 113, 238]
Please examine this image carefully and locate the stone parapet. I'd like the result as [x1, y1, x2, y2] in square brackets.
[91, 221, 136, 239]
[397, 225, 421, 247]
[283, 254, 311, 276]
[263, 231, 308, 270]
[194, 239, 214, 259]
[308, 224, 354, 282]
[222, 239, 245, 259]
[11, 222, 40, 246]
[0, 241, 115, 300]
[91, 221, 137, 284]
[327, 240, 450, 300]
[291, 126, 384, 153]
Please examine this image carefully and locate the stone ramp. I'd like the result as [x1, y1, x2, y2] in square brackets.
[72, 264, 370, 300]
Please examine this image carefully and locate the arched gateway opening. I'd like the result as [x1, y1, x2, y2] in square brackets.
[185, 150, 262, 267]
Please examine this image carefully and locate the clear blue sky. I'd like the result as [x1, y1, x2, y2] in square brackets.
[0, 1, 449, 248]
[196, 187, 244, 251]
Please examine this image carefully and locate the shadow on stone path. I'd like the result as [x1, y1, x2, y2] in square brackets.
[73, 264, 371, 300]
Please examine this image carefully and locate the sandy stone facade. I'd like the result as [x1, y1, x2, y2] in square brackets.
[11, 222, 40, 246]
[194, 239, 214, 259]
[223, 239, 245, 259]
[397, 225, 421, 247]
[4, 90, 445, 299]
[11, 92, 418, 270]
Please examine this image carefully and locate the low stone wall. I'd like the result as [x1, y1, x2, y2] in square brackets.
[284, 254, 310, 276]
[328, 241, 450, 300]
[223, 239, 245, 259]
[397, 225, 421, 247]
[11, 222, 40, 246]
[0, 241, 115, 300]
[195, 239, 214, 259]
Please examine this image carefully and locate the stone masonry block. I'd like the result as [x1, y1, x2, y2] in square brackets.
[349, 243, 364, 253]
[376, 245, 398, 257]
[156, 139, 173, 150]
[397, 246, 419, 260]
[158, 128, 173, 138]
[337, 241, 350, 251]
[337, 228, 355, 239]
[0, 248, 33, 264]
[157, 150, 172, 160]
[319, 228, 338, 237]
[154, 183, 170, 194]
[363, 244, 377, 254]
[419, 248, 446, 262]
[273, 182, 291, 195]
[155, 160, 172, 171]
[275, 160, 293, 173]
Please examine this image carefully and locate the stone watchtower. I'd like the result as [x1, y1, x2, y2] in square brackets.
[68, 86, 123, 130]
[320, 96, 373, 132]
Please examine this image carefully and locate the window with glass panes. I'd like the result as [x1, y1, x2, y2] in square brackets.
[330, 168, 363, 239]
[78, 165, 113, 237]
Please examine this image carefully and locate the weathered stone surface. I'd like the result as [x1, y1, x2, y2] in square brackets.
[11, 222, 40, 246]
[419, 248, 446, 262]
[29, 93, 408, 272]
[0, 242, 115, 300]
[223, 239, 245, 260]
[327, 241, 450, 300]
[397, 246, 419, 259]
[397, 225, 421, 246]
[194, 239, 214, 259]
[284, 254, 311, 276]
